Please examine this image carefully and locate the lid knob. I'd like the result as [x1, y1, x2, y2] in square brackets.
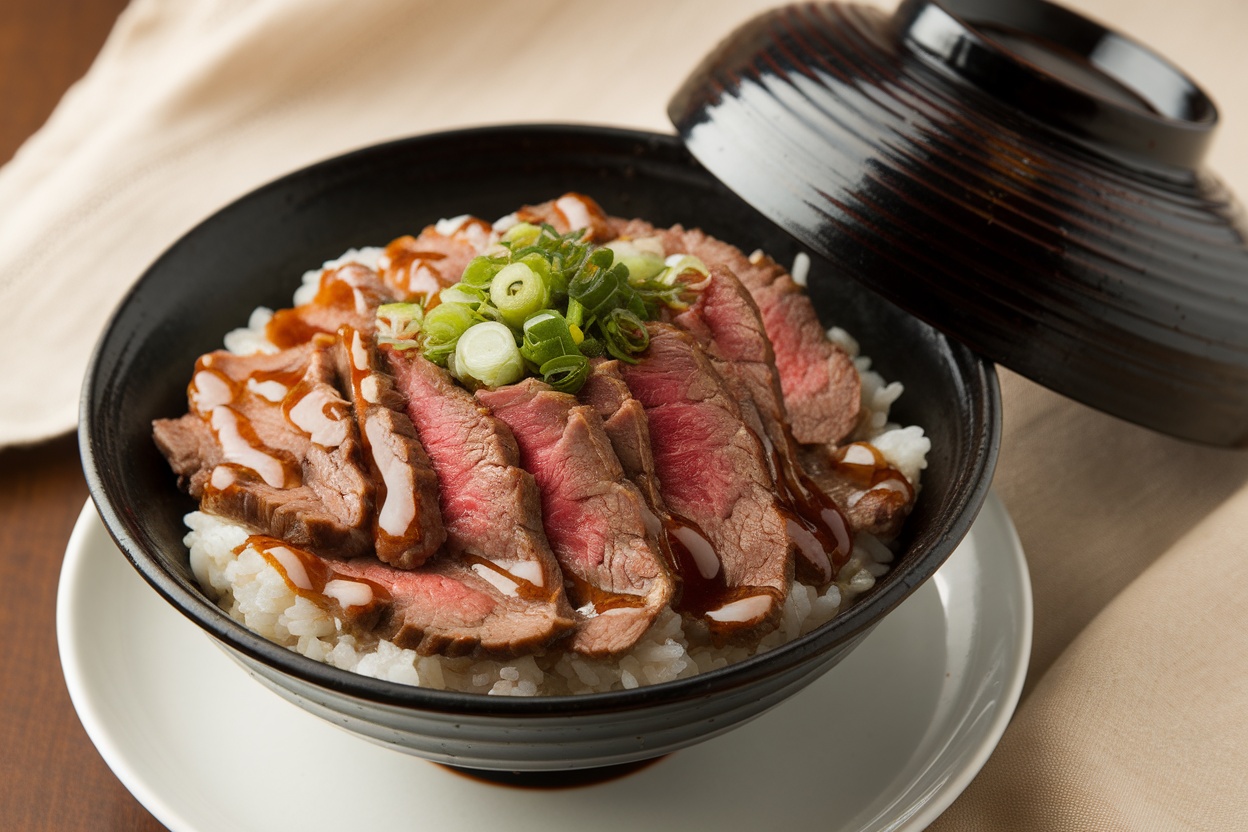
[896, 0, 1218, 168]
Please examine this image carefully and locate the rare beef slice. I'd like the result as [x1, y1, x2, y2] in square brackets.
[383, 348, 576, 651]
[332, 325, 445, 568]
[610, 219, 861, 445]
[331, 555, 575, 658]
[478, 378, 675, 657]
[617, 324, 793, 642]
[154, 341, 375, 557]
[673, 265, 869, 580]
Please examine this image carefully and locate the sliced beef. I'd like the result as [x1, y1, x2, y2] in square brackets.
[153, 412, 221, 498]
[240, 534, 563, 658]
[610, 220, 861, 445]
[616, 324, 792, 642]
[672, 265, 855, 582]
[579, 361, 666, 514]
[580, 361, 733, 627]
[799, 443, 916, 542]
[515, 193, 613, 242]
[478, 379, 674, 657]
[153, 340, 375, 558]
[331, 326, 445, 569]
[205, 466, 374, 558]
[383, 348, 577, 648]
[265, 262, 395, 349]
[246, 536, 391, 632]
[377, 218, 490, 300]
[332, 555, 574, 658]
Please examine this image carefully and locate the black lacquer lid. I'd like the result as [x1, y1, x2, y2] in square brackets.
[670, 0, 1248, 447]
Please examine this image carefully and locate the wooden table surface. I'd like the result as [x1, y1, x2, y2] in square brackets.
[0, 1, 168, 829]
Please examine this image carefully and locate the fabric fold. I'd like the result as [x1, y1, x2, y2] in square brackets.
[931, 464, 1248, 831]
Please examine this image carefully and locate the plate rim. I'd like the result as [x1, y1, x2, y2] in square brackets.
[57, 491, 1031, 832]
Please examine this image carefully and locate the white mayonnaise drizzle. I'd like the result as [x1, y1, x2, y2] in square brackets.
[365, 417, 416, 537]
[670, 524, 719, 580]
[191, 369, 233, 412]
[324, 579, 374, 609]
[267, 545, 312, 591]
[471, 563, 520, 597]
[705, 594, 773, 624]
[210, 407, 287, 488]
[286, 387, 348, 448]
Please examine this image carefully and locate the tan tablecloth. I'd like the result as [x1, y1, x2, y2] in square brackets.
[5, 0, 1246, 827]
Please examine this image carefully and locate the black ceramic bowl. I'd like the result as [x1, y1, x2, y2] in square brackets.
[81, 124, 999, 771]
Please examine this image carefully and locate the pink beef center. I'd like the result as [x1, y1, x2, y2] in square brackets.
[645, 404, 738, 519]
[764, 303, 829, 398]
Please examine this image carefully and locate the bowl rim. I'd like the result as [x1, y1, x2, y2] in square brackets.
[80, 122, 1001, 716]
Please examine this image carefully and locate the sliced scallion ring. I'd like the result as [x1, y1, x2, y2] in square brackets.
[376, 302, 423, 341]
[520, 309, 580, 367]
[452, 321, 525, 389]
[490, 263, 549, 329]
[539, 353, 591, 393]
[602, 308, 650, 363]
[607, 240, 667, 284]
[421, 302, 480, 366]
[460, 255, 507, 289]
[439, 283, 488, 308]
[501, 221, 542, 248]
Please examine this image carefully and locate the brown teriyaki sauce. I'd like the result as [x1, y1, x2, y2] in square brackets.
[242, 535, 392, 622]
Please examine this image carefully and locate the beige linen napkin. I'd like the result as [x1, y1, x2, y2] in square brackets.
[5, 0, 1247, 828]
[0, 0, 787, 445]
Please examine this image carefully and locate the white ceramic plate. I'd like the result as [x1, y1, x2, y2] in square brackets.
[58, 492, 1030, 831]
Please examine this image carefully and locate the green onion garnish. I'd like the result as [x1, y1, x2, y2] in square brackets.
[421, 302, 481, 366]
[438, 284, 489, 307]
[451, 321, 525, 389]
[538, 353, 590, 393]
[376, 302, 424, 343]
[410, 218, 710, 391]
[490, 263, 550, 329]
[460, 255, 507, 289]
[606, 239, 667, 284]
[500, 222, 542, 248]
[520, 310, 579, 366]
[602, 308, 650, 363]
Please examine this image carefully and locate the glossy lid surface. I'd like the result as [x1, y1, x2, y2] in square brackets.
[670, 0, 1248, 447]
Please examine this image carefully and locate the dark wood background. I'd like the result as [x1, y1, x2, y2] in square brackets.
[0, 1, 167, 829]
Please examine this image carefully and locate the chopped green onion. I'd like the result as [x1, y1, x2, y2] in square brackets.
[577, 336, 605, 358]
[439, 283, 488, 308]
[520, 310, 579, 367]
[452, 321, 525, 389]
[634, 254, 712, 312]
[490, 263, 549, 329]
[565, 297, 585, 329]
[438, 218, 708, 391]
[460, 255, 507, 289]
[568, 250, 646, 322]
[602, 308, 650, 363]
[517, 252, 562, 300]
[539, 354, 590, 393]
[659, 254, 711, 287]
[422, 302, 480, 366]
[376, 302, 423, 342]
[607, 239, 667, 284]
[501, 222, 541, 248]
